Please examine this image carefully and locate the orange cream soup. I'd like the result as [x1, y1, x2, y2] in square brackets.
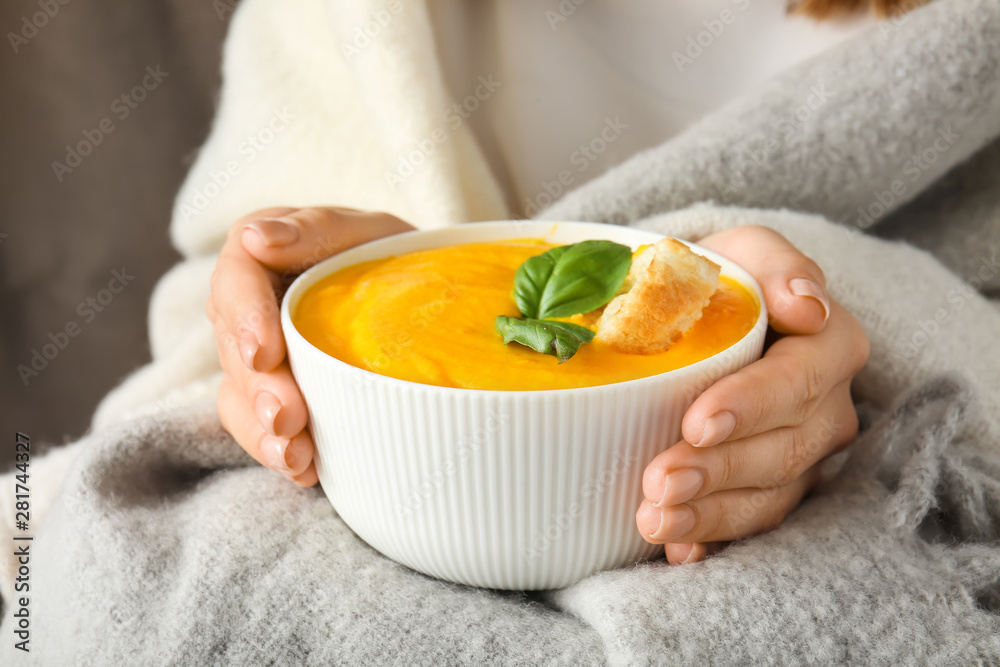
[293, 239, 759, 391]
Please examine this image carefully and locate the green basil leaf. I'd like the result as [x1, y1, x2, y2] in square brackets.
[513, 245, 571, 318]
[495, 316, 596, 363]
[514, 240, 632, 320]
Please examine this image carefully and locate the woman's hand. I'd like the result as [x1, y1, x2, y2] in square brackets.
[207, 206, 414, 486]
[635, 226, 869, 564]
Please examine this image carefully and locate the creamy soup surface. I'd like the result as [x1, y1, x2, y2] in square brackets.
[293, 239, 759, 391]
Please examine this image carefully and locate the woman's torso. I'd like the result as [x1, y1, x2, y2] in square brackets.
[428, 0, 875, 216]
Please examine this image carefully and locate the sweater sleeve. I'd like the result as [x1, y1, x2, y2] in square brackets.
[90, 0, 512, 429]
[169, 0, 507, 259]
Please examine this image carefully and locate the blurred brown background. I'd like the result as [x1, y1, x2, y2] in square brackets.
[0, 1, 236, 459]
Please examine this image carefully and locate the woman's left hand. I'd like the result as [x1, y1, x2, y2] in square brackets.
[635, 225, 870, 564]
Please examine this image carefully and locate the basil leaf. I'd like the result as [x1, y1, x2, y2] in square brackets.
[514, 240, 632, 320]
[513, 245, 571, 318]
[501, 240, 631, 361]
[495, 316, 596, 363]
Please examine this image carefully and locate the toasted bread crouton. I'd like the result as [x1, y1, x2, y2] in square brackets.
[595, 238, 720, 354]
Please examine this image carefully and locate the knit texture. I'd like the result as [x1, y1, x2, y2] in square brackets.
[5, 205, 1000, 666]
[2, 0, 1000, 664]
[551, 378, 1000, 666]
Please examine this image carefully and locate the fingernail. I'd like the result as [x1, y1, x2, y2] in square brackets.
[239, 332, 259, 370]
[261, 434, 312, 477]
[693, 411, 736, 447]
[254, 391, 282, 435]
[651, 505, 696, 541]
[680, 544, 700, 565]
[261, 435, 292, 473]
[674, 543, 696, 565]
[655, 468, 704, 507]
[788, 278, 830, 323]
[243, 218, 300, 247]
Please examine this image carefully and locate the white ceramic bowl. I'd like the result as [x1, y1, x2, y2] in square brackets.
[281, 221, 767, 590]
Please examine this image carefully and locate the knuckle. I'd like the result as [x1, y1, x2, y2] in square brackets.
[780, 428, 809, 483]
[741, 224, 784, 243]
[294, 209, 350, 267]
[233, 311, 254, 339]
[643, 456, 669, 500]
[716, 370, 763, 428]
[717, 449, 735, 490]
[297, 206, 334, 225]
[217, 330, 238, 372]
[324, 205, 356, 218]
[696, 501, 726, 539]
[209, 255, 244, 300]
[715, 444, 744, 491]
[245, 379, 265, 406]
[791, 360, 825, 423]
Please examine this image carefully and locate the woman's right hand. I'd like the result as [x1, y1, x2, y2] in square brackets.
[207, 207, 415, 486]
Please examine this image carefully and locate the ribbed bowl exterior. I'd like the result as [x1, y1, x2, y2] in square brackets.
[282, 222, 767, 590]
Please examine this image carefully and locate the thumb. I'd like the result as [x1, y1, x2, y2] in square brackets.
[240, 207, 415, 280]
[697, 225, 830, 335]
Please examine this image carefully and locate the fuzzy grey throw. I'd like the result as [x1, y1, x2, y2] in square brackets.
[9, 375, 1000, 666]
[4, 0, 1000, 664]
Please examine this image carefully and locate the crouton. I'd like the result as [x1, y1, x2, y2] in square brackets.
[594, 237, 720, 354]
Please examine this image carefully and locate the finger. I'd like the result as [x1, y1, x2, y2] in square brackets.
[218, 374, 315, 479]
[665, 542, 706, 565]
[240, 207, 415, 277]
[697, 225, 830, 334]
[681, 301, 868, 446]
[665, 542, 725, 565]
[214, 317, 309, 438]
[646, 381, 857, 505]
[637, 464, 821, 544]
[211, 233, 286, 373]
[290, 460, 319, 488]
[205, 295, 217, 322]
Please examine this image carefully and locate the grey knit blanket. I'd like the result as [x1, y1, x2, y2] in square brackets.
[4, 0, 1000, 664]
